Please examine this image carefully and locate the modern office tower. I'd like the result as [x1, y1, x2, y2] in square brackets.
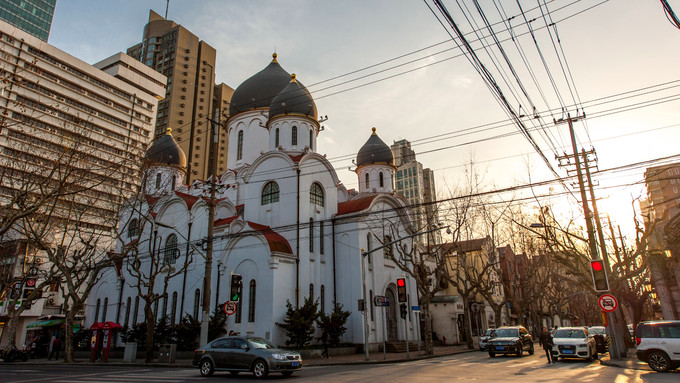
[0, 0, 56, 42]
[126, 10, 233, 183]
[391, 139, 439, 243]
[0, 19, 165, 343]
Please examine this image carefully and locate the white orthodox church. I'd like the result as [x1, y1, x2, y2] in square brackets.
[87, 54, 419, 347]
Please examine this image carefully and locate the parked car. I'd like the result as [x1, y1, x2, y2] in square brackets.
[635, 320, 680, 372]
[552, 327, 597, 361]
[587, 326, 608, 354]
[487, 326, 534, 357]
[193, 335, 302, 378]
[479, 329, 495, 351]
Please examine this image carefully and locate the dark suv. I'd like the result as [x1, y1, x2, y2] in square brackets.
[635, 321, 680, 372]
[487, 326, 534, 357]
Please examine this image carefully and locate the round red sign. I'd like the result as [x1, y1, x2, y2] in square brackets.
[598, 294, 618, 312]
[223, 301, 237, 315]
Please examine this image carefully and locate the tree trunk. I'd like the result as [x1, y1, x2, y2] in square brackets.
[462, 295, 474, 349]
[493, 303, 504, 327]
[145, 304, 155, 363]
[421, 300, 433, 355]
[64, 311, 76, 363]
[5, 310, 20, 348]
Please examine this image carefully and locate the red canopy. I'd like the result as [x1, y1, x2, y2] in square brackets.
[90, 321, 123, 330]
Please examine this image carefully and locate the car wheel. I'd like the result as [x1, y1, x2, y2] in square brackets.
[229, 371, 239, 376]
[517, 344, 523, 357]
[488, 352, 495, 358]
[253, 359, 269, 379]
[282, 371, 294, 377]
[529, 344, 534, 355]
[648, 351, 671, 372]
[199, 359, 214, 377]
[592, 349, 598, 360]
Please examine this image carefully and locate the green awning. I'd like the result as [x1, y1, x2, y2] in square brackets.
[26, 319, 65, 328]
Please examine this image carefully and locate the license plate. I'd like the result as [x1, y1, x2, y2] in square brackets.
[291, 362, 300, 367]
[496, 346, 504, 350]
[563, 349, 573, 354]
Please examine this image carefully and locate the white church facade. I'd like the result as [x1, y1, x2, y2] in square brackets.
[87, 54, 420, 347]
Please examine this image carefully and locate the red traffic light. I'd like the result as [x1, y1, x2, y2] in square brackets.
[591, 260, 603, 271]
[397, 278, 405, 287]
[396, 277, 407, 302]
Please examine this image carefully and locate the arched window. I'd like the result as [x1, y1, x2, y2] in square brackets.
[379, 172, 384, 187]
[237, 130, 244, 160]
[309, 218, 314, 252]
[153, 297, 159, 321]
[275, 128, 280, 147]
[248, 280, 256, 322]
[309, 283, 314, 301]
[133, 296, 140, 325]
[94, 299, 101, 323]
[155, 173, 162, 189]
[261, 181, 279, 205]
[292, 126, 297, 146]
[128, 219, 139, 238]
[124, 297, 131, 327]
[310, 183, 324, 206]
[366, 233, 372, 264]
[171, 292, 178, 325]
[102, 298, 108, 322]
[164, 234, 178, 265]
[320, 285, 325, 314]
[161, 293, 168, 320]
[319, 221, 324, 255]
[309, 129, 313, 149]
[172, 175, 176, 190]
[193, 289, 200, 319]
[365, 173, 370, 188]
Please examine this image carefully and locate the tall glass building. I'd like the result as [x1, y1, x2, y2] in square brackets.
[0, 0, 56, 42]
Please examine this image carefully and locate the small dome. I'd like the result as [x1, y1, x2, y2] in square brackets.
[145, 128, 186, 168]
[356, 128, 394, 167]
[229, 53, 292, 116]
[269, 74, 317, 120]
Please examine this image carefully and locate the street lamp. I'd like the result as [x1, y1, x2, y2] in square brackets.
[360, 224, 449, 361]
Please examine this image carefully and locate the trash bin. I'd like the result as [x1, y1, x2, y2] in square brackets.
[158, 344, 176, 364]
[123, 342, 137, 362]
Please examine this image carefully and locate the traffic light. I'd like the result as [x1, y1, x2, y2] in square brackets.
[230, 274, 243, 302]
[397, 278, 407, 302]
[590, 259, 609, 292]
[400, 303, 407, 319]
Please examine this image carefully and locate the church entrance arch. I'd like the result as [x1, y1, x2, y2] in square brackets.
[385, 286, 398, 341]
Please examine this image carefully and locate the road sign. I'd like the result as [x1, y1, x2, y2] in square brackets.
[598, 294, 618, 312]
[222, 301, 237, 316]
[26, 278, 36, 287]
[373, 295, 390, 307]
[411, 306, 420, 312]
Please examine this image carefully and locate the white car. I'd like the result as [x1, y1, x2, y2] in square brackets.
[635, 320, 680, 372]
[551, 327, 598, 361]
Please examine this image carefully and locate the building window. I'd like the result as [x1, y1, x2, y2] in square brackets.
[275, 128, 279, 147]
[248, 280, 256, 322]
[164, 234, 178, 265]
[309, 129, 313, 149]
[237, 130, 243, 160]
[171, 292, 178, 325]
[309, 218, 314, 252]
[172, 175, 176, 190]
[125, 297, 131, 327]
[156, 173, 162, 189]
[102, 298, 108, 322]
[261, 181, 280, 205]
[94, 299, 101, 323]
[128, 219, 139, 238]
[365, 173, 370, 189]
[319, 221, 325, 255]
[310, 182, 324, 206]
[161, 293, 168, 320]
[366, 233, 372, 264]
[320, 285, 325, 314]
[133, 296, 140, 325]
[309, 283, 314, 301]
[379, 172, 384, 187]
[194, 289, 200, 319]
[292, 126, 297, 146]
[383, 235, 393, 258]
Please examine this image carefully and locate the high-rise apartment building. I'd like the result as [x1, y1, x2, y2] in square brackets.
[391, 139, 438, 242]
[0, 19, 165, 344]
[644, 162, 680, 222]
[0, 0, 56, 42]
[126, 10, 233, 183]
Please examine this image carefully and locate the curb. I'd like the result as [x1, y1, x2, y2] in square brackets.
[309, 348, 475, 367]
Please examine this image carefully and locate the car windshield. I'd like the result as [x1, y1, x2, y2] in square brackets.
[554, 329, 586, 338]
[589, 327, 605, 335]
[247, 337, 276, 349]
[493, 328, 519, 337]
[484, 329, 494, 336]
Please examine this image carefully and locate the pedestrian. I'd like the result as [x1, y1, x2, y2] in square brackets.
[48, 335, 61, 360]
[538, 326, 554, 364]
[319, 330, 330, 359]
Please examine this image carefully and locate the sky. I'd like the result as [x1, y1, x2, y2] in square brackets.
[48, 0, 680, 241]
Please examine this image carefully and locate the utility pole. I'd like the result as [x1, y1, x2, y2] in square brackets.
[556, 113, 620, 360]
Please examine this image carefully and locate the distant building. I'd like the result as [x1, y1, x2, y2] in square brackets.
[0, 19, 165, 346]
[126, 10, 234, 184]
[391, 139, 438, 243]
[0, 0, 55, 42]
[644, 163, 680, 222]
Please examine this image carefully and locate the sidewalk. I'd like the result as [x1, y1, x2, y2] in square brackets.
[598, 349, 651, 371]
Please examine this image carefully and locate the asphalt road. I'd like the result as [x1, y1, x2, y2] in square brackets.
[0, 352, 677, 382]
